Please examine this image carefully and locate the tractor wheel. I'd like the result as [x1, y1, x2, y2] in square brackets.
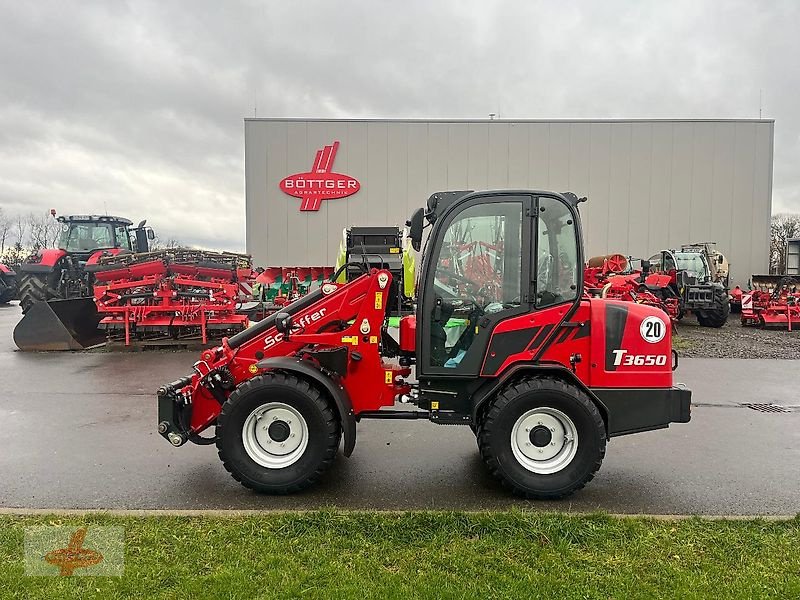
[17, 271, 62, 313]
[696, 289, 730, 328]
[477, 376, 606, 499]
[0, 280, 14, 304]
[216, 372, 341, 494]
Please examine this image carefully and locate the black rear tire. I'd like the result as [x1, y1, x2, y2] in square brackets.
[216, 372, 341, 494]
[478, 376, 606, 499]
[696, 288, 730, 328]
[17, 271, 62, 313]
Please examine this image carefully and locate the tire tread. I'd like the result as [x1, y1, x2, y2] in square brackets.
[477, 375, 606, 500]
[216, 371, 340, 494]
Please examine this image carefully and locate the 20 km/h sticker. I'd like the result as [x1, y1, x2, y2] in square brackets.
[640, 316, 666, 343]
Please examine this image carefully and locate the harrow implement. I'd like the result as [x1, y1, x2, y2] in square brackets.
[92, 249, 252, 345]
[741, 276, 800, 330]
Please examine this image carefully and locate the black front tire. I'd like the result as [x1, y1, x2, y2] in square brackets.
[216, 372, 341, 494]
[478, 377, 606, 499]
[696, 289, 730, 328]
[17, 271, 62, 313]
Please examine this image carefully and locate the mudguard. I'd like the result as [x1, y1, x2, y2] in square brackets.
[470, 363, 610, 431]
[255, 355, 357, 457]
[86, 248, 126, 266]
[19, 249, 67, 272]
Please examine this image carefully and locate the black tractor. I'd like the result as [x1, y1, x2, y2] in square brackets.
[647, 248, 730, 327]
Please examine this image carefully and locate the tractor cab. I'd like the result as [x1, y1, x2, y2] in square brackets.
[56, 215, 154, 257]
[647, 249, 712, 285]
[410, 190, 582, 378]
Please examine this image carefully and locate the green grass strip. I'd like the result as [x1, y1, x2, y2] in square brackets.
[1, 511, 798, 599]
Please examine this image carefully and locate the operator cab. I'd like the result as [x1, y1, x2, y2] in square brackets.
[412, 190, 584, 381]
[56, 215, 155, 256]
[647, 249, 711, 286]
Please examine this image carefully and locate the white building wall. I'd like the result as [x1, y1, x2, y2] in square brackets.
[245, 119, 773, 287]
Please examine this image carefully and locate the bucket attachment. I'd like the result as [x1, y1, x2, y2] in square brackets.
[13, 298, 105, 351]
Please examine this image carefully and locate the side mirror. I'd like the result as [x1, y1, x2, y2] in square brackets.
[407, 208, 424, 252]
[274, 312, 293, 335]
[147, 228, 155, 240]
[718, 255, 724, 264]
[135, 228, 149, 253]
[426, 194, 439, 224]
[641, 259, 651, 273]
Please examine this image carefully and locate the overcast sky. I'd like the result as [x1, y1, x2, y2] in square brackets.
[0, 0, 798, 251]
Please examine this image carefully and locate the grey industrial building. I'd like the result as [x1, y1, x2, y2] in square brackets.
[245, 118, 774, 286]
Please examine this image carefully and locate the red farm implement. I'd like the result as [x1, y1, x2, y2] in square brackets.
[583, 254, 679, 325]
[92, 250, 253, 345]
[741, 276, 800, 329]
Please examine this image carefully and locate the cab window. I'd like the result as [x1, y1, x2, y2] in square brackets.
[115, 225, 132, 251]
[58, 223, 115, 252]
[535, 197, 578, 308]
[428, 201, 523, 368]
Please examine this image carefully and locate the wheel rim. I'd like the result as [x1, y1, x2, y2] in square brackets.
[242, 402, 309, 469]
[510, 407, 578, 474]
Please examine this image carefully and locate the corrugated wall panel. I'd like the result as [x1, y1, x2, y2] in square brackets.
[607, 123, 632, 253]
[386, 123, 409, 231]
[587, 122, 612, 255]
[627, 122, 653, 258]
[730, 122, 757, 279]
[668, 123, 694, 251]
[245, 119, 773, 285]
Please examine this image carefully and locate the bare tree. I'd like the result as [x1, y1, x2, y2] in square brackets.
[150, 235, 183, 251]
[0, 208, 10, 254]
[769, 213, 800, 274]
[13, 213, 28, 252]
[26, 211, 60, 250]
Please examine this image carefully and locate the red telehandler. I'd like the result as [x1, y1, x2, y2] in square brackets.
[158, 190, 691, 499]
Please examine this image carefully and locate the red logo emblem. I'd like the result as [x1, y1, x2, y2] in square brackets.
[279, 141, 360, 211]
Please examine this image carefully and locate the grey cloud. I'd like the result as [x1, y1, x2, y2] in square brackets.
[1, 0, 798, 255]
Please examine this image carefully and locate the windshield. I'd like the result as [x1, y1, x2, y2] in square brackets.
[57, 222, 116, 252]
[673, 252, 709, 279]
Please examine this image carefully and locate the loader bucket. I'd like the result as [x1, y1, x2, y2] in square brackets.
[13, 299, 105, 351]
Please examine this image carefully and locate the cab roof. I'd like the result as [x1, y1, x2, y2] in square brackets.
[56, 215, 133, 226]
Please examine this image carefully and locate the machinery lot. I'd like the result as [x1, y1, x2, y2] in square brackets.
[0, 302, 798, 515]
[676, 315, 800, 359]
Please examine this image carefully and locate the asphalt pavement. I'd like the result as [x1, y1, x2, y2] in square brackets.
[1, 302, 798, 515]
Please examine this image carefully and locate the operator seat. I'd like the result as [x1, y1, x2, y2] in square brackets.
[430, 297, 455, 367]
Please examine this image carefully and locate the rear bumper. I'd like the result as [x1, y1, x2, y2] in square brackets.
[592, 386, 691, 437]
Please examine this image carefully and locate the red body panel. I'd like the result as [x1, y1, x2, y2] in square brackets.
[481, 299, 673, 389]
[399, 315, 416, 352]
[587, 299, 672, 388]
[29, 248, 67, 268]
[0, 263, 13, 275]
[185, 271, 410, 434]
[86, 248, 125, 266]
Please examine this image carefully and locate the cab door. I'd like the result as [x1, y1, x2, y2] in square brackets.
[417, 193, 532, 378]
